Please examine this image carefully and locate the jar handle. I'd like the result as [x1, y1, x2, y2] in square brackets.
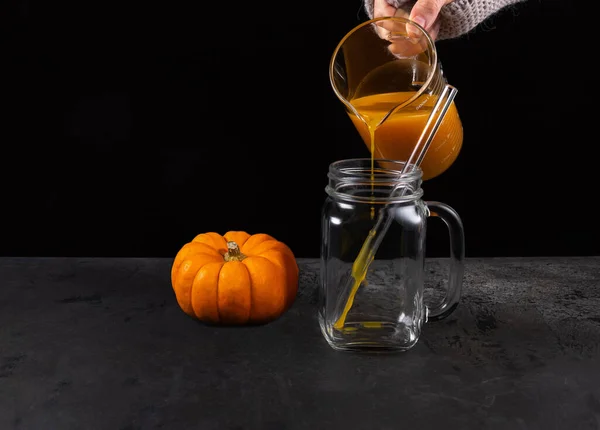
[424, 201, 465, 321]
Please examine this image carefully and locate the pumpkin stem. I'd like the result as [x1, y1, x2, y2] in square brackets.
[224, 241, 247, 262]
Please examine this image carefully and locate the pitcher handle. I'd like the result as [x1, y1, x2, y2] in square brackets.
[424, 201, 465, 321]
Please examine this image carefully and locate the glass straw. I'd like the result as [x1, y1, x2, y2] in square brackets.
[334, 84, 458, 330]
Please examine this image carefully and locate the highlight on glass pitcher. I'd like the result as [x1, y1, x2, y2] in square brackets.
[329, 16, 464, 181]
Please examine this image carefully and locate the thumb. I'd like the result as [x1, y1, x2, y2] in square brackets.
[408, 0, 446, 34]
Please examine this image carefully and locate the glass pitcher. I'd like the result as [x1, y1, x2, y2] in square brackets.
[319, 159, 465, 352]
[330, 16, 463, 180]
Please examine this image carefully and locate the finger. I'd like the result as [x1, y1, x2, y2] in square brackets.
[373, 0, 397, 18]
[408, 0, 446, 34]
[386, 11, 428, 57]
[387, 37, 427, 57]
[371, 18, 428, 57]
[426, 19, 441, 41]
[372, 0, 399, 39]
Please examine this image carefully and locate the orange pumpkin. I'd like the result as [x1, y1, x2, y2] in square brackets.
[171, 231, 299, 325]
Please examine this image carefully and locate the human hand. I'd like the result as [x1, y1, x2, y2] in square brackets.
[373, 0, 454, 41]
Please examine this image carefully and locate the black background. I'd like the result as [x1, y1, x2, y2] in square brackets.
[2, 0, 596, 259]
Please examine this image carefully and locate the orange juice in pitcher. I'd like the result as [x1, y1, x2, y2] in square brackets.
[349, 90, 462, 180]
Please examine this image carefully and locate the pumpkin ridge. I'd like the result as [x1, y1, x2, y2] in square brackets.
[215, 261, 226, 323]
[193, 232, 228, 253]
[241, 255, 273, 322]
[242, 256, 285, 323]
[174, 259, 202, 316]
[182, 241, 221, 255]
[191, 261, 223, 322]
[217, 260, 252, 324]
[251, 251, 290, 282]
[247, 240, 289, 258]
[252, 243, 298, 274]
[172, 242, 222, 279]
[261, 249, 299, 310]
[172, 251, 223, 286]
[244, 261, 254, 324]
[240, 234, 275, 254]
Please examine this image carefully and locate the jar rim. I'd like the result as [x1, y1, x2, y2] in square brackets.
[328, 158, 422, 182]
[326, 158, 423, 204]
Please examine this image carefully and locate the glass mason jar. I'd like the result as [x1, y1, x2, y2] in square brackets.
[319, 159, 465, 352]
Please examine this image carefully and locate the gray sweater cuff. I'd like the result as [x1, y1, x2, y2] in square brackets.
[364, 0, 527, 40]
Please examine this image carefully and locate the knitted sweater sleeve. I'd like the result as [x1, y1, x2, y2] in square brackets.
[363, 0, 527, 40]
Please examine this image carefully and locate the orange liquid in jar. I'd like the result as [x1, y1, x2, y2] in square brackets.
[348, 91, 463, 180]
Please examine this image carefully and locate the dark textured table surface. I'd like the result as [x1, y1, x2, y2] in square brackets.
[1, 256, 600, 430]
